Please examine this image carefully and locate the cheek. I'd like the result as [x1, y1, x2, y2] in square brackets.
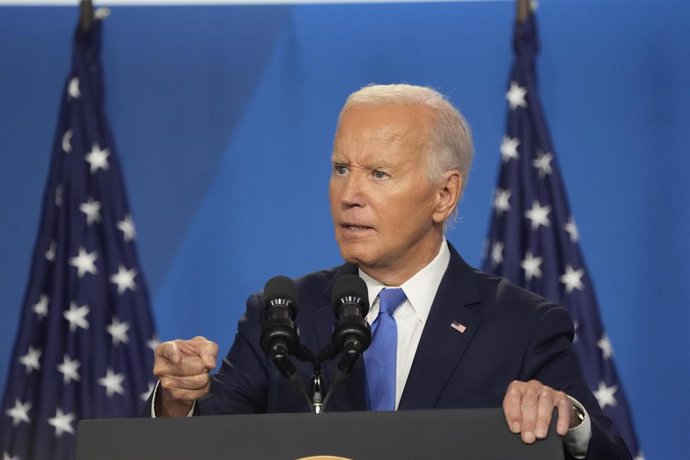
[328, 183, 339, 211]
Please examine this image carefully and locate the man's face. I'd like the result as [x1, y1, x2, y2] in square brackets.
[329, 104, 451, 283]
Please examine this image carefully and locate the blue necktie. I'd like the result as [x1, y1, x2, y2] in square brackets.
[365, 288, 407, 411]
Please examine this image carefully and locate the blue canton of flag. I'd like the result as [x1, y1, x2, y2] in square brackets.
[0, 16, 158, 460]
[481, 11, 642, 460]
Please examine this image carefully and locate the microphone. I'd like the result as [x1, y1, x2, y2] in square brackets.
[331, 274, 372, 374]
[260, 276, 300, 376]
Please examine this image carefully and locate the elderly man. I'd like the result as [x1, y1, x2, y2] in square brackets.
[150, 84, 631, 460]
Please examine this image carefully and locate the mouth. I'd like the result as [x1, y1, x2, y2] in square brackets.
[340, 223, 374, 232]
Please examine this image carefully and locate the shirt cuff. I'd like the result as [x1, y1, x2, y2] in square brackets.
[563, 396, 592, 459]
[150, 381, 196, 418]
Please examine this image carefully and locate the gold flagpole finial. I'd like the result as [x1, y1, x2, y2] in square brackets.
[516, 0, 534, 24]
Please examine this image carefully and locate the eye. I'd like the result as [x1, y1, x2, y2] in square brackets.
[333, 164, 349, 176]
[371, 169, 389, 179]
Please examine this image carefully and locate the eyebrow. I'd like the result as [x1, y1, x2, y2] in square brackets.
[330, 156, 395, 172]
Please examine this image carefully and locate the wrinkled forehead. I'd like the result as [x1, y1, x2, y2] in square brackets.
[333, 103, 434, 152]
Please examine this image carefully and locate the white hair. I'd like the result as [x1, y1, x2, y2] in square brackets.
[339, 84, 474, 199]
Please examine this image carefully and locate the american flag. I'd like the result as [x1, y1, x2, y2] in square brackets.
[0, 16, 157, 460]
[481, 11, 642, 460]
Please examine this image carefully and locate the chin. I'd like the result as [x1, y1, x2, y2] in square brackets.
[338, 243, 372, 267]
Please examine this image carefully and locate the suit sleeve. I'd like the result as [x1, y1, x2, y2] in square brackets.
[519, 305, 632, 460]
[196, 293, 270, 415]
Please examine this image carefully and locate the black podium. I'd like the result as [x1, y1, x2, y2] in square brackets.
[76, 408, 564, 460]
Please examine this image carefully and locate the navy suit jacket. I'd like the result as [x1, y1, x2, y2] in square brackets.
[161, 245, 630, 459]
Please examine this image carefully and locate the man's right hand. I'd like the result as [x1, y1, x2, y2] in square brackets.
[153, 336, 219, 417]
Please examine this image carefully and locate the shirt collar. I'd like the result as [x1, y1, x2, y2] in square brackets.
[358, 238, 451, 325]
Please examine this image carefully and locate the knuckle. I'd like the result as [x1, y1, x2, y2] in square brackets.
[159, 376, 175, 391]
[155, 342, 170, 357]
[507, 382, 523, 396]
[524, 386, 541, 398]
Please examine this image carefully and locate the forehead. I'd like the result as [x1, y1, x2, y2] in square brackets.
[333, 104, 433, 157]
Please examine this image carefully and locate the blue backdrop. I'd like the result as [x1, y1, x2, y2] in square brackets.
[1, 1, 688, 458]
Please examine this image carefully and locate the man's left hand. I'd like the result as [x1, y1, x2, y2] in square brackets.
[503, 379, 578, 443]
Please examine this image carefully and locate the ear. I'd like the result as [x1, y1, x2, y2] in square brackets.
[432, 170, 462, 224]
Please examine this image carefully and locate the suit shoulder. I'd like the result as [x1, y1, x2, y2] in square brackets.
[293, 266, 340, 292]
[472, 269, 564, 318]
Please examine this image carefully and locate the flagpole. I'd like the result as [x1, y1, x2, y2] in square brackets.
[516, 0, 532, 24]
[79, 0, 94, 31]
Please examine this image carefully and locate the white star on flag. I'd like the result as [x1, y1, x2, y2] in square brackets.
[506, 81, 527, 110]
[45, 240, 56, 261]
[85, 144, 110, 174]
[79, 198, 102, 225]
[79, 198, 101, 225]
[493, 188, 511, 216]
[5, 399, 31, 426]
[107, 317, 131, 346]
[48, 408, 75, 437]
[69, 247, 98, 278]
[532, 151, 553, 178]
[521, 251, 543, 281]
[19, 346, 41, 374]
[500, 136, 520, 162]
[33, 294, 49, 319]
[491, 241, 504, 267]
[633, 451, 646, 460]
[68, 77, 80, 99]
[594, 381, 618, 410]
[147, 335, 161, 353]
[63, 302, 90, 332]
[597, 333, 614, 360]
[57, 355, 81, 384]
[62, 129, 73, 153]
[140, 382, 157, 402]
[524, 201, 551, 230]
[117, 214, 137, 242]
[3, 452, 19, 460]
[98, 369, 126, 397]
[560, 265, 585, 294]
[564, 217, 579, 243]
[110, 265, 137, 294]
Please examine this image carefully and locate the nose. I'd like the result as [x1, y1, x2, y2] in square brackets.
[337, 171, 366, 208]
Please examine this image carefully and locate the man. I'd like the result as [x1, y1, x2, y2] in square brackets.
[150, 84, 631, 459]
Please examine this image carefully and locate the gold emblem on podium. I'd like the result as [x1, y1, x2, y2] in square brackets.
[296, 456, 353, 460]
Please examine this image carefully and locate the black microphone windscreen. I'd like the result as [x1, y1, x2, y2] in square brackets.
[263, 276, 297, 305]
[332, 274, 369, 315]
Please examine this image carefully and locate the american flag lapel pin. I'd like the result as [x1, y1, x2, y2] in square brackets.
[450, 321, 467, 334]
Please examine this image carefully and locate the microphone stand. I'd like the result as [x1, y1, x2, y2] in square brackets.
[273, 343, 359, 414]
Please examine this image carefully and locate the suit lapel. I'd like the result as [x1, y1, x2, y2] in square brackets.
[398, 246, 482, 410]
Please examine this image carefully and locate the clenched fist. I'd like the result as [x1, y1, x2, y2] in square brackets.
[153, 336, 218, 417]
